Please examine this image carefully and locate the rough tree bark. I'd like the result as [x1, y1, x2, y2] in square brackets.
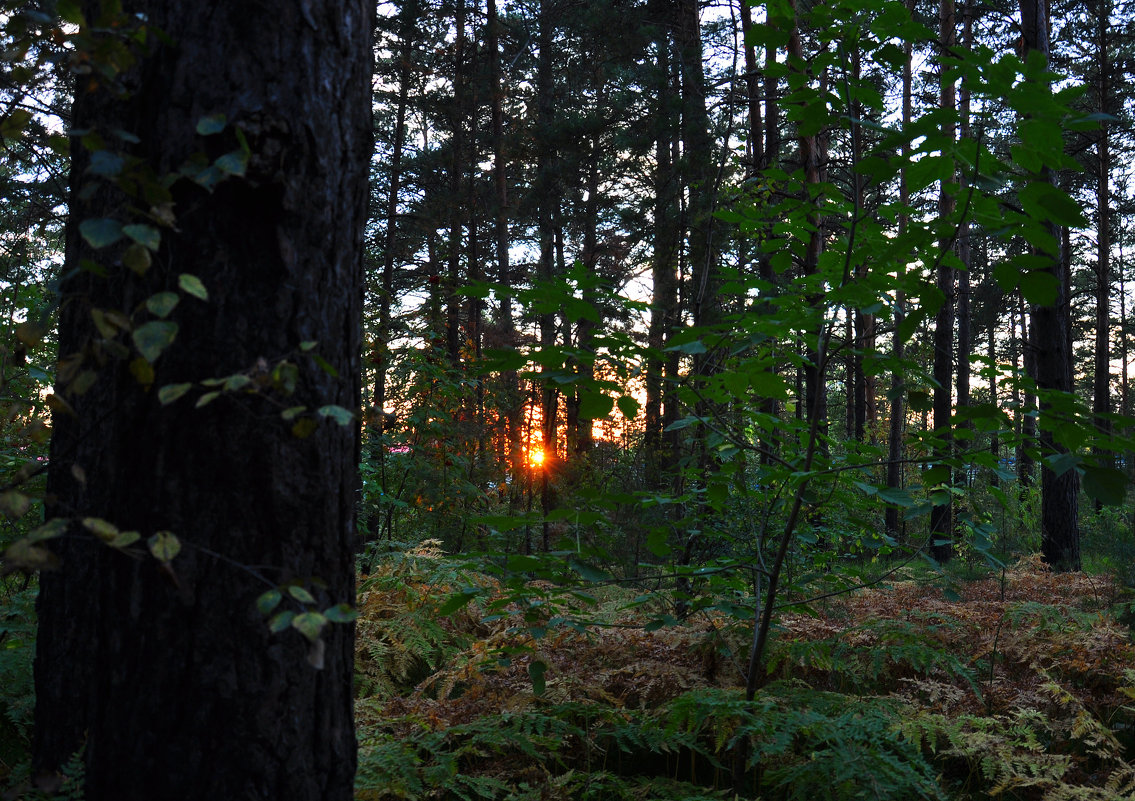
[1020, 0, 1080, 570]
[34, 2, 371, 798]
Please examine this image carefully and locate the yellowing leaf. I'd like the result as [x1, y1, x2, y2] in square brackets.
[82, 517, 119, 542]
[3, 538, 58, 572]
[129, 357, 155, 387]
[291, 418, 318, 438]
[27, 518, 68, 543]
[108, 530, 140, 548]
[148, 531, 181, 562]
[257, 589, 283, 616]
[0, 491, 31, 519]
[291, 611, 327, 642]
[288, 585, 316, 604]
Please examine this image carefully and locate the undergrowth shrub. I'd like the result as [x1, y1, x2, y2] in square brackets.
[352, 554, 1135, 800]
[0, 585, 36, 783]
[355, 541, 493, 699]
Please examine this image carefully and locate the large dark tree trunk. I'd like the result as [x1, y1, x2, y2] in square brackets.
[1020, 0, 1080, 570]
[34, 3, 371, 799]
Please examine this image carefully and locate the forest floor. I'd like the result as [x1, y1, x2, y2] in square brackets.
[352, 551, 1135, 801]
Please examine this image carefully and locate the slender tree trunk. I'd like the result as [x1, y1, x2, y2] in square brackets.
[537, 0, 559, 547]
[885, 0, 914, 542]
[446, 0, 468, 364]
[790, 12, 827, 448]
[1020, 0, 1080, 570]
[989, 313, 1000, 486]
[955, 0, 973, 463]
[673, 0, 719, 601]
[1093, 0, 1113, 508]
[738, 0, 763, 174]
[573, 76, 605, 457]
[929, 0, 957, 562]
[376, 2, 418, 423]
[34, 3, 371, 798]
[487, 0, 523, 487]
[645, 29, 680, 491]
[1017, 292, 1036, 487]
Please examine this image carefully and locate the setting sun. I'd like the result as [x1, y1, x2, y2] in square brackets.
[527, 447, 545, 467]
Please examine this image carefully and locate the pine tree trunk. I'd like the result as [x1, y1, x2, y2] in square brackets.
[1092, 0, 1113, 506]
[1020, 0, 1080, 570]
[34, 3, 371, 798]
[929, 0, 957, 562]
[645, 28, 681, 490]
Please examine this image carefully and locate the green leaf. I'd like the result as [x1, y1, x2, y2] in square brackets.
[569, 559, 610, 583]
[215, 150, 248, 176]
[0, 109, 31, 141]
[223, 374, 252, 392]
[148, 531, 181, 562]
[438, 590, 479, 616]
[299, 341, 318, 352]
[291, 611, 327, 642]
[313, 354, 339, 378]
[108, 530, 140, 548]
[1083, 465, 1127, 506]
[196, 113, 227, 135]
[268, 611, 295, 633]
[578, 390, 614, 420]
[646, 528, 671, 557]
[281, 406, 306, 421]
[318, 405, 354, 426]
[528, 659, 547, 696]
[665, 339, 707, 355]
[123, 224, 161, 251]
[196, 391, 221, 408]
[323, 603, 358, 623]
[178, 273, 209, 301]
[1019, 181, 1087, 228]
[79, 218, 124, 249]
[876, 487, 914, 507]
[88, 149, 125, 178]
[257, 589, 283, 616]
[57, 0, 85, 25]
[616, 395, 640, 420]
[145, 292, 179, 318]
[272, 361, 298, 394]
[158, 383, 192, 405]
[288, 585, 316, 604]
[132, 320, 178, 363]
